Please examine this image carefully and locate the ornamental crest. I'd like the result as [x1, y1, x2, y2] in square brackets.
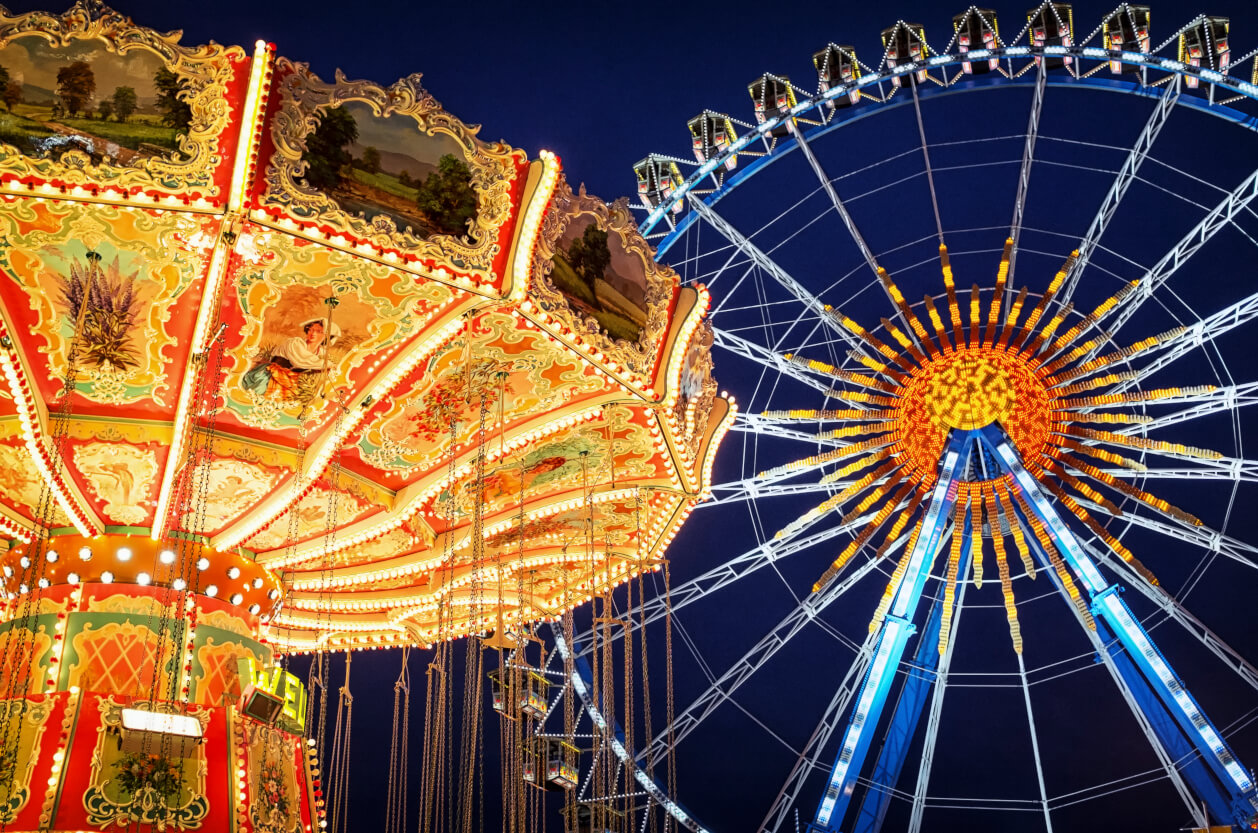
[0, 697, 53, 824]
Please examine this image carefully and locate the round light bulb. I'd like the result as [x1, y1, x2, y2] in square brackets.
[137, 572, 151, 586]
[205, 584, 218, 597]
[100, 571, 113, 584]
[159, 550, 176, 565]
[172, 577, 187, 591]
[116, 547, 132, 562]
[78, 547, 92, 561]
[66, 572, 79, 585]
[197, 557, 210, 571]
[227, 566, 240, 580]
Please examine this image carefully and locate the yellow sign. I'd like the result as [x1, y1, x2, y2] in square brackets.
[237, 657, 307, 734]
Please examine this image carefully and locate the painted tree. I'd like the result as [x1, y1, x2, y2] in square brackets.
[153, 68, 191, 132]
[414, 153, 477, 237]
[565, 223, 611, 293]
[1, 82, 19, 113]
[360, 146, 381, 174]
[56, 61, 95, 117]
[301, 106, 357, 191]
[97, 100, 113, 121]
[111, 87, 137, 123]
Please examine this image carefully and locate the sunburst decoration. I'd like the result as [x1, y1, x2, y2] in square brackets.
[763, 240, 1220, 655]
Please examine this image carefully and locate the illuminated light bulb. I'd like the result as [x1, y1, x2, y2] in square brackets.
[231, 593, 244, 605]
[160, 549, 176, 565]
[67, 572, 79, 585]
[205, 584, 218, 597]
[173, 578, 187, 591]
[197, 557, 210, 571]
[37, 577, 48, 589]
[46, 550, 58, 563]
[137, 572, 151, 586]
[227, 566, 241, 579]
[116, 547, 132, 562]
[78, 546, 92, 561]
[18, 555, 29, 568]
[100, 571, 113, 584]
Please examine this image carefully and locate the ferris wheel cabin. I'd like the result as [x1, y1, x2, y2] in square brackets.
[812, 44, 862, 107]
[688, 111, 739, 171]
[748, 74, 797, 136]
[1027, 2, 1074, 67]
[634, 156, 684, 214]
[953, 8, 1001, 74]
[1102, 4, 1152, 74]
[881, 22, 929, 86]
[1179, 16, 1231, 88]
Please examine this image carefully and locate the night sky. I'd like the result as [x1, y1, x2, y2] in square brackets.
[13, 0, 1258, 831]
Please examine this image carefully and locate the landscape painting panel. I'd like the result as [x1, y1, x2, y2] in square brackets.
[0, 36, 192, 165]
[549, 214, 648, 343]
[299, 100, 479, 240]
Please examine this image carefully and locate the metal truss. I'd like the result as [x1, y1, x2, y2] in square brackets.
[690, 199, 865, 355]
[1057, 76, 1182, 308]
[637, 535, 907, 767]
[1007, 58, 1047, 295]
[1099, 166, 1258, 340]
[791, 128, 884, 282]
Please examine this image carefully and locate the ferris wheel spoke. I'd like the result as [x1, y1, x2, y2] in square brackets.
[1106, 288, 1258, 390]
[791, 128, 883, 280]
[1100, 382, 1258, 434]
[713, 328, 838, 398]
[1058, 77, 1182, 308]
[759, 637, 877, 833]
[1095, 165, 1258, 343]
[1082, 539, 1258, 694]
[908, 75, 945, 246]
[1080, 462, 1258, 482]
[577, 514, 869, 661]
[907, 579, 969, 833]
[730, 413, 850, 447]
[1081, 499, 1258, 572]
[637, 536, 899, 768]
[1006, 58, 1047, 295]
[689, 199, 866, 355]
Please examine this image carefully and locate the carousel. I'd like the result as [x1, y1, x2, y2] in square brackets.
[0, 4, 731, 831]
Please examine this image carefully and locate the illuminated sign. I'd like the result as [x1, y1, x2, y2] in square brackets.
[237, 657, 307, 734]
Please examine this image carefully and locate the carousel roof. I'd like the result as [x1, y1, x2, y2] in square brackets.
[0, 2, 732, 650]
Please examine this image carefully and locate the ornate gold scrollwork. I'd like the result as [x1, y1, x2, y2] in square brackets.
[530, 178, 676, 380]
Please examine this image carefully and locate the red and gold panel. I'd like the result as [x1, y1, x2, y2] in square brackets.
[0, 692, 65, 830]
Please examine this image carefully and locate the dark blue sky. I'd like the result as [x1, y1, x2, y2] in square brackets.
[15, 1, 1258, 831]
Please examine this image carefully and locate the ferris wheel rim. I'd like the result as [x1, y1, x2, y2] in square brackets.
[639, 46, 1258, 250]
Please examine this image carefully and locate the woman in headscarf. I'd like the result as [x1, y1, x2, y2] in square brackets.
[243, 318, 341, 401]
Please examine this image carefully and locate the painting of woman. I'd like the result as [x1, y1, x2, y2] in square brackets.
[242, 318, 341, 402]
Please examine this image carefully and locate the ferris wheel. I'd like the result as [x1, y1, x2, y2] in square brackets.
[561, 4, 1258, 832]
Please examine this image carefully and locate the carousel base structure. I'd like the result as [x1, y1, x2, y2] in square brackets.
[0, 536, 322, 833]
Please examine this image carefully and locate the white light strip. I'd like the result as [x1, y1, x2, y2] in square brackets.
[816, 618, 903, 826]
[1098, 591, 1255, 796]
[553, 632, 710, 833]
